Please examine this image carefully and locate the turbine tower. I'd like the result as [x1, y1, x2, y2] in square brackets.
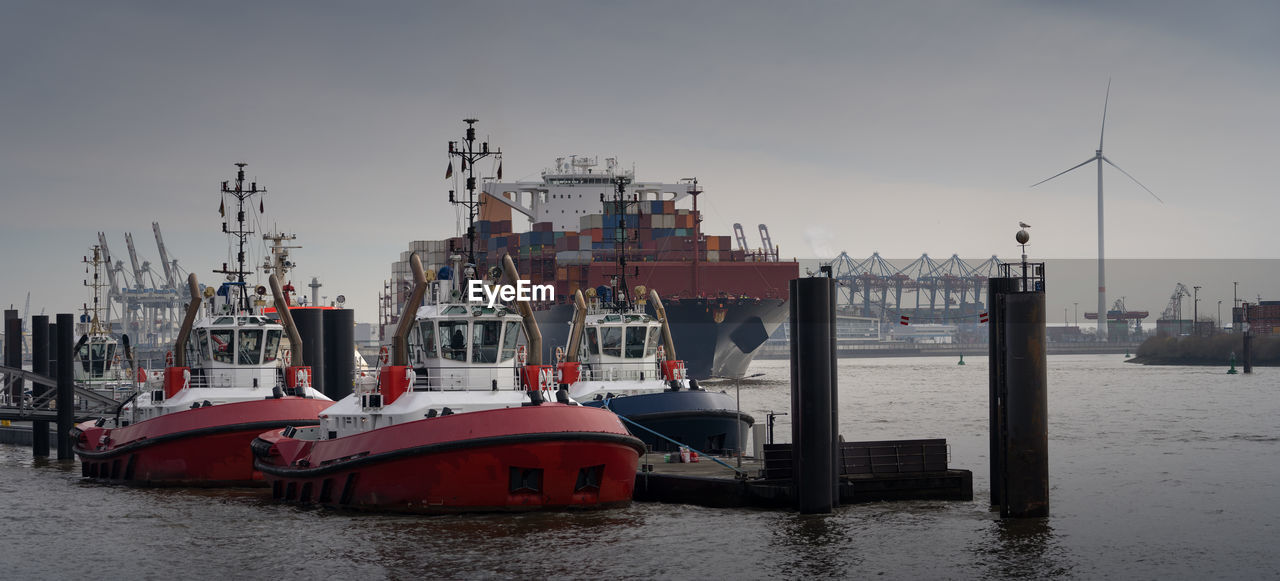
[1031, 80, 1162, 341]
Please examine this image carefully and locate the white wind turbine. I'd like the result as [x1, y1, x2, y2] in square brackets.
[1031, 80, 1162, 341]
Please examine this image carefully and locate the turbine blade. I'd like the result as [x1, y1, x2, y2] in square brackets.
[1030, 156, 1099, 188]
[1100, 77, 1111, 151]
[1102, 156, 1163, 203]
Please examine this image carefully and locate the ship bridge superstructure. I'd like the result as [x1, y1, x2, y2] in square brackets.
[483, 156, 697, 231]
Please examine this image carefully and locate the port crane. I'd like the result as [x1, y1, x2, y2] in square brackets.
[1160, 283, 1192, 321]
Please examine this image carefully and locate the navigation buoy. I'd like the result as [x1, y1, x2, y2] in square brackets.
[1228, 352, 1239, 375]
[958, 354, 965, 366]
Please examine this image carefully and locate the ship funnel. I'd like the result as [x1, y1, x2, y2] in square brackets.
[502, 253, 542, 365]
[269, 273, 304, 366]
[565, 290, 588, 363]
[392, 254, 428, 366]
[173, 274, 203, 367]
[650, 289, 677, 361]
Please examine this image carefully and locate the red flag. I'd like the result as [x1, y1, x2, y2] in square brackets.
[461, 158, 467, 172]
[497, 161, 503, 180]
[218, 199, 225, 217]
[259, 198, 264, 213]
[445, 161, 453, 179]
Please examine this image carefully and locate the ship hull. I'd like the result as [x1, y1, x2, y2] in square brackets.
[72, 397, 332, 486]
[534, 297, 789, 380]
[253, 404, 644, 513]
[583, 389, 754, 454]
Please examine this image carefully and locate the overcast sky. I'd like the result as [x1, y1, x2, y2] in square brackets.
[3, 0, 1277, 321]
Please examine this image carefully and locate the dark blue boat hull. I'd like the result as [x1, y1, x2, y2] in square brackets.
[584, 389, 755, 454]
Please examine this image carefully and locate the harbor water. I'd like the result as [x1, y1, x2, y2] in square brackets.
[1, 355, 1276, 579]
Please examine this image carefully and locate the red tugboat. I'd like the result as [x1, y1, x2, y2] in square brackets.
[252, 120, 643, 513]
[72, 164, 332, 485]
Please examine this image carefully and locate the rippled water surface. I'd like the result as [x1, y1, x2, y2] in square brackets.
[2, 355, 1276, 579]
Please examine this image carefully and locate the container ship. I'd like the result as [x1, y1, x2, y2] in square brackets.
[380, 156, 797, 380]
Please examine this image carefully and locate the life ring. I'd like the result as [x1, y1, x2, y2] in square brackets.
[379, 345, 390, 366]
[656, 345, 665, 361]
[165, 351, 174, 366]
[516, 345, 527, 366]
[554, 346, 564, 363]
[282, 349, 291, 366]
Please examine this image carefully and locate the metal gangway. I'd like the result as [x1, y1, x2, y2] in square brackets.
[0, 364, 122, 423]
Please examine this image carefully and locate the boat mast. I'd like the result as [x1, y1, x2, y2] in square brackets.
[261, 231, 300, 305]
[447, 118, 501, 285]
[603, 174, 640, 312]
[214, 163, 265, 313]
[82, 245, 109, 336]
[686, 178, 702, 297]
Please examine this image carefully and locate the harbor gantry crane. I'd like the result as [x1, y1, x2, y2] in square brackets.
[758, 224, 776, 259]
[89, 225, 188, 358]
[1159, 283, 1193, 336]
[732, 223, 749, 255]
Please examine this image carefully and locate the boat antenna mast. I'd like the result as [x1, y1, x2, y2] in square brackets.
[82, 245, 109, 336]
[447, 118, 501, 286]
[214, 163, 265, 313]
[602, 175, 641, 312]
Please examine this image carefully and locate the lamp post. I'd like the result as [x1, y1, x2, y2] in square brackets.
[1193, 286, 1201, 337]
[1073, 302, 1078, 327]
[1218, 300, 1222, 332]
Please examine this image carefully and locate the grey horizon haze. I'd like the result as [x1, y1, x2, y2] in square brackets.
[2, 1, 1277, 322]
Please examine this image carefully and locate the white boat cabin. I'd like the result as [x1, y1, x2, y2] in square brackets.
[406, 303, 525, 391]
[121, 314, 325, 424]
[316, 275, 556, 441]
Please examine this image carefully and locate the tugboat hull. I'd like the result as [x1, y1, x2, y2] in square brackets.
[253, 404, 644, 513]
[72, 397, 332, 486]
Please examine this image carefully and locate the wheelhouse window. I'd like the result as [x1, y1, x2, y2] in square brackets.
[471, 320, 501, 363]
[238, 329, 264, 365]
[601, 326, 622, 358]
[210, 329, 235, 364]
[645, 326, 661, 357]
[587, 327, 601, 355]
[439, 320, 469, 362]
[79, 340, 116, 375]
[418, 321, 437, 359]
[625, 326, 647, 358]
[263, 329, 283, 363]
[500, 321, 520, 361]
[197, 329, 211, 364]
